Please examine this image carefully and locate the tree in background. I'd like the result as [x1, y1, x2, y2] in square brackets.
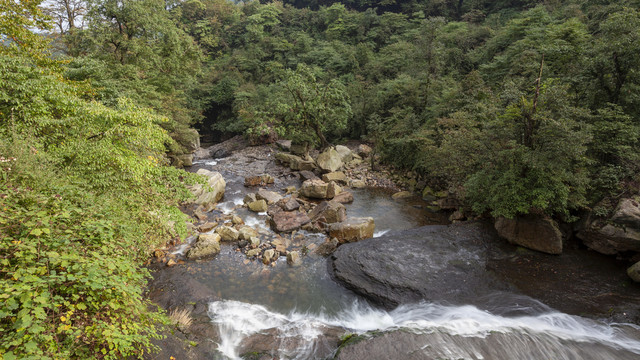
[241, 64, 352, 149]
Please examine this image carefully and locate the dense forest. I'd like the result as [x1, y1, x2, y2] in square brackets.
[1, 0, 640, 358]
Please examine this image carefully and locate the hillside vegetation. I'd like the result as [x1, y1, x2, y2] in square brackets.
[1, 0, 640, 358]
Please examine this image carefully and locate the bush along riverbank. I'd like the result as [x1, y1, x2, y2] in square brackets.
[0, 54, 203, 359]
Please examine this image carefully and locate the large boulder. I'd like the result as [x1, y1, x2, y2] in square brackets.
[299, 179, 330, 199]
[328, 217, 375, 243]
[192, 169, 226, 206]
[333, 191, 354, 204]
[205, 135, 247, 158]
[248, 199, 268, 212]
[356, 144, 372, 158]
[322, 171, 348, 185]
[330, 223, 510, 308]
[169, 154, 194, 168]
[276, 152, 316, 171]
[269, 209, 311, 233]
[186, 233, 221, 260]
[216, 226, 240, 241]
[577, 198, 640, 255]
[335, 145, 353, 163]
[309, 200, 347, 224]
[244, 174, 275, 187]
[334, 327, 640, 360]
[316, 148, 343, 173]
[256, 189, 282, 205]
[238, 225, 259, 240]
[628, 261, 640, 282]
[494, 215, 563, 255]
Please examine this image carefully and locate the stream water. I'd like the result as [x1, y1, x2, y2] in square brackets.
[157, 154, 640, 359]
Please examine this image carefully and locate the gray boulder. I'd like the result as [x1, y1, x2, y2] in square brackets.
[335, 145, 353, 163]
[191, 169, 226, 206]
[316, 148, 343, 173]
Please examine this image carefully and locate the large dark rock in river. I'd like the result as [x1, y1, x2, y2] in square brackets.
[330, 222, 510, 308]
[494, 215, 563, 255]
[577, 198, 640, 255]
[335, 328, 640, 360]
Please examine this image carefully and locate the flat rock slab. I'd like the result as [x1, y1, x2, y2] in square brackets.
[269, 210, 311, 233]
[330, 222, 510, 309]
[335, 328, 640, 360]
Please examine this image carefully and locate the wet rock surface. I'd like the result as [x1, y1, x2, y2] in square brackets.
[335, 328, 640, 360]
[149, 139, 640, 359]
[331, 222, 511, 308]
[331, 220, 640, 322]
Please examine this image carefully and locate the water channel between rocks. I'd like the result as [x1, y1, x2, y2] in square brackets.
[149, 153, 640, 360]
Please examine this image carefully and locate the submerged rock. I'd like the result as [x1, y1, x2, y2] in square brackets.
[494, 215, 563, 255]
[262, 249, 277, 265]
[287, 251, 302, 266]
[391, 191, 412, 200]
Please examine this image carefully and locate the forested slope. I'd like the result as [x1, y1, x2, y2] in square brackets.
[1, 0, 639, 358]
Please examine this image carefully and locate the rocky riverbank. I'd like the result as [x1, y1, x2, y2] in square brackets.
[144, 138, 640, 359]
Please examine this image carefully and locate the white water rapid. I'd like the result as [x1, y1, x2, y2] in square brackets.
[208, 299, 640, 360]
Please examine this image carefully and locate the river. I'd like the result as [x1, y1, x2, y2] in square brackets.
[147, 148, 640, 360]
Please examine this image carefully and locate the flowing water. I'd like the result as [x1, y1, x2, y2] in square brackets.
[168, 155, 640, 359]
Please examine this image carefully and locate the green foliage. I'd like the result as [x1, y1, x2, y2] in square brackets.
[0, 0, 54, 65]
[0, 51, 198, 358]
[239, 64, 352, 148]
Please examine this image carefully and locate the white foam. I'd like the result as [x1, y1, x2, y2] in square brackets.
[194, 159, 218, 166]
[373, 229, 390, 238]
[208, 300, 640, 360]
[171, 235, 198, 255]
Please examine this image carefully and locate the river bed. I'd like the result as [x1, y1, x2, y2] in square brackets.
[146, 149, 640, 360]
